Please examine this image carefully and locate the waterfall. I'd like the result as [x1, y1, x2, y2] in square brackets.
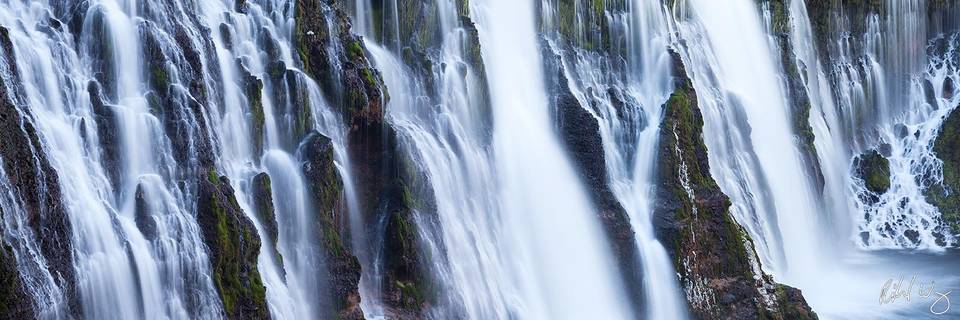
[1, 0, 959, 319]
[471, 0, 633, 318]
[672, 0, 824, 279]
[536, 0, 688, 317]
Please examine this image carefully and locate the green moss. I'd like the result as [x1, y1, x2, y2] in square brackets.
[395, 280, 424, 308]
[207, 169, 219, 184]
[201, 172, 268, 318]
[150, 64, 169, 92]
[347, 40, 364, 60]
[928, 110, 960, 235]
[593, 0, 604, 17]
[657, 53, 817, 318]
[246, 76, 265, 154]
[361, 68, 377, 87]
[854, 150, 891, 194]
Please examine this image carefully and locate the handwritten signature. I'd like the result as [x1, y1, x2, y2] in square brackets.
[880, 274, 951, 315]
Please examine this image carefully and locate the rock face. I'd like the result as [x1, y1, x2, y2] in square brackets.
[854, 149, 891, 196]
[301, 131, 364, 320]
[251, 172, 284, 269]
[0, 244, 34, 318]
[196, 172, 269, 319]
[295, 1, 433, 317]
[0, 26, 78, 317]
[655, 51, 817, 320]
[928, 110, 960, 234]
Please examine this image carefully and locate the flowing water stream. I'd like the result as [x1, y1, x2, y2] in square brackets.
[0, 0, 958, 319]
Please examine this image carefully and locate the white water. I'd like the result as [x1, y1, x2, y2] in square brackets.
[203, 1, 356, 318]
[1, 0, 960, 319]
[472, 0, 633, 318]
[537, 0, 689, 317]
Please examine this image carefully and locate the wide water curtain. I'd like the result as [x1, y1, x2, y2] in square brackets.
[0, 0, 959, 319]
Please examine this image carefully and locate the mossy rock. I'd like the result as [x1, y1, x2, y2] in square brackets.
[854, 149, 891, 195]
[655, 50, 817, 319]
[927, 110, 960, 235]
[251, 172, 283, 268]
[196, 170, 269, 319]
[300, 132, 365, 319]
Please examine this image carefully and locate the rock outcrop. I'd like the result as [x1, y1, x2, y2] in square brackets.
[928, 110, 960, 234]
[655, 51, 817, 320]
[765, 0, 826, 193]
[301, 131, 364, 320]
[854, 149, 891, 195]
[295, 1, 435, 317]
[196, 172, 270, 319]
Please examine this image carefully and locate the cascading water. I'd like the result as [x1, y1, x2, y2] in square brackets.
[1, 0, 960, 319]
[672, 0, 825, 279]
[536, 0, 688, 317]
[0, 0, 225, 318]
[471, 0, 634, 317]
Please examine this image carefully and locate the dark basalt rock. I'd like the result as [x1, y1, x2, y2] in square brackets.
[379, 154, 434, 318]
[82, 7, 118, 100]
[0, 26, 79, 317]
[240, 64, 266, 156]
[0, 243, 34, 318]
[87, 80, 122, 189]
[297, 2, 435, 317]
[300, 131, 364, 320]
[926, 109, 960, 235]
[655, 50, 816, 320]
[134, 183, 159, 241]
[766, 0, 826, 194]
[853, 149, 891, 196]
[196, 172, 270, 319]
[540, 42, 645, 314]
[251, 173, 279, 252]
[552, 0, 615, 52]
[250, 172, 284, 275]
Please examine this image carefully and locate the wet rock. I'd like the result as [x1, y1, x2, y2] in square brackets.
[944, 77, 955, 100]
[893, 123, 910, 138]
[0, 26, 79, 316]
[133, 184, 158, 241]
[769, 0, 826, 194]
[295, 1, 438, 317]
[655, 50, 817, 319]
[82, 7, 118, 99]
[239, 64, 265, 155]
[540, 42, 645, 313]
[87, 81, 122, 189]
[300, 131, 364, 320]
[251, 173, 278, 249]
[0, 243, 34, 318]
[926, 109, 960, 235]
[250, 172, 283, 277]
[854, 149, 891, 195]
[196, 171, 269, 319]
